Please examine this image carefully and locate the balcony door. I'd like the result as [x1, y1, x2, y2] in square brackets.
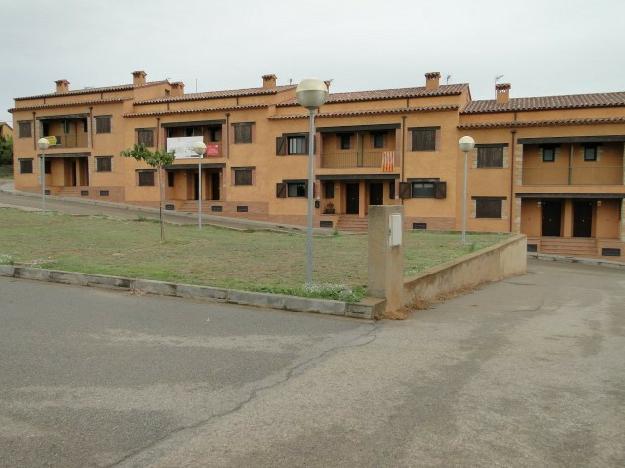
[345, 183, 360, 214]
[541, 200, 562, 236]
[573, 200, 593, 237]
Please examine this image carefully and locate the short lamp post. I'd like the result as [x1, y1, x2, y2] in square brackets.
[296, 78, 329, 286]
[38, 137, 50, 210]
[191, 140, 207, 229]
[458, 136, 476, 244]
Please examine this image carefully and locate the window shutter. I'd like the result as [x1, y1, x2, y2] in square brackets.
[276, 182, 287, 198]
[276, 136, 287, 155]
[312, 181, 316, 198]
[435, 181, 447, 199]
[399, 182, 412, 199]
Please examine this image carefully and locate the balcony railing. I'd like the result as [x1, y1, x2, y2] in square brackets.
[522, 166, 624, 185]
[44, 133, 88, 149]
[321, 151, 393, 169]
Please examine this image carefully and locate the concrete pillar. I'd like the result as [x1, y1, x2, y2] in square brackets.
[358, 180, 366, 217]
[368, 205, 404, 313]
[620, 199, 625, 241]
[563, 199, 573, 237]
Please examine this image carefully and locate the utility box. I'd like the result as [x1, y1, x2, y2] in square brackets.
[389, 213, 402, 247]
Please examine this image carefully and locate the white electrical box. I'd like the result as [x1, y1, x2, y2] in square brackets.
[389, 213, 402, 247]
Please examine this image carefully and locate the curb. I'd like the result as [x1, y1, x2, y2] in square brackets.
[528, 252, 625, 270]
[0, 265, 384, 320]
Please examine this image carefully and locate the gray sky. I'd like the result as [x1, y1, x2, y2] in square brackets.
[2, 0, 625, 123]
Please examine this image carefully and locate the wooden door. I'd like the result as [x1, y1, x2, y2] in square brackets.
[541, 200, 562, 236]
[573, 200, 593, 237]
[345, 183, 359, 214]
[369, 182, 383, 205]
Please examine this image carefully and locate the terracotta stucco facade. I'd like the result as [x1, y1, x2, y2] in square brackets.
[9, 71, 625, 259]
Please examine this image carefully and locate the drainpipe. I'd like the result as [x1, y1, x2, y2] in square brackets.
[156, 117, 161, 150]
[89, 107, 94, 148]
[509, 129, 516, 232]
[401, 115, 406, 205]
[225, 112, 230, 159]
[32, 112, 37, 150]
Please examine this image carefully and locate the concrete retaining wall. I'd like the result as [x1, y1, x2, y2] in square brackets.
[402, 234, 527, 307]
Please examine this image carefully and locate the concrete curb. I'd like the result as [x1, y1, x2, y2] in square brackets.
[0, 182, 333, 235]
[528, 252, 625, 270]
[0, 265, 383, 320]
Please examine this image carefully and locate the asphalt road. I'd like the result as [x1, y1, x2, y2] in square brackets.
[1, 260, 624, 467]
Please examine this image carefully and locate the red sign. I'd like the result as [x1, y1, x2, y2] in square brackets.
[206, 143, 220, 156]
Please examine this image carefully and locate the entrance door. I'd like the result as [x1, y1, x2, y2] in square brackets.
[345, 183, 360, 214]
[369, 182, 383, 206]
[541, 200, 562, 236]
[193, 172, 199, 200]
[64, 159, 77, 187]
[573, 200, 593, 237]
[210, 172, 220, 200]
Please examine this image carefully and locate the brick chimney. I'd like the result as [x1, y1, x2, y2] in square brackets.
[132, 70, 147, 86]
[425, 72, 441, 90]
[496, 83, 511, 104]
[170, 81, 185, 97]
[55, 79, 70, 93]
[262, 74, 277, 88]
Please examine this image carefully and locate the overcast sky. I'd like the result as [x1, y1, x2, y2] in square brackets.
[2, 0, 625, 123]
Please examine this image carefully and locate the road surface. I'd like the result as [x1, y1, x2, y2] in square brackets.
[1, 260, 624, 467]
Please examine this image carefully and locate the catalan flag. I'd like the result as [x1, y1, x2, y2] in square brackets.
[381, 151, 394, 172]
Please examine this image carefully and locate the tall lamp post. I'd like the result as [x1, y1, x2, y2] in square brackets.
[296, 78, 329, 286]
[191, 140, 207, 229]
[458, 136, 475, 244]
[38, 137, 50, 210]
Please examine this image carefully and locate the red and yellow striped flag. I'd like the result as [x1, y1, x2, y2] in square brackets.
[381, 151, 394, 172]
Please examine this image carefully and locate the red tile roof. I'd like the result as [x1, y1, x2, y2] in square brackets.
[462, 91, 625, 114]
[13, 81, 169, 101]
[123, 104, 267, 118]
[269, 104, 459, 120]
[458, 116, 625, 129]
[8, 98, 126, 113]
[135, 85, 296, 105]
[276, 84, 468, 107]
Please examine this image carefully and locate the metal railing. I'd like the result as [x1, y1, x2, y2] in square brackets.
[44, 132, 89, 149]
[321, 151, 391, 169]
[522, 166, 624, 185]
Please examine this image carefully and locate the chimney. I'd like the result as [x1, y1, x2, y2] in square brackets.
[262, 74, 277, 88]
[55, 79, 70, 93]
[170, 81, 185, 97]
[132, 70, 147, 86]
[425, 72, 441, 90]
[496, 83, 511, 104]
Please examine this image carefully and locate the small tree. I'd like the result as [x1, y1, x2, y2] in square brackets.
[121, 144, 175, 241]
[0, 135, 13, 167]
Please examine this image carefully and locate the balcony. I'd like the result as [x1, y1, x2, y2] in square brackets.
[522, 166, 624, 186]
[39, 115, 89, 150]
[321, 151, 395, 169]
[43, 132, 89, 149]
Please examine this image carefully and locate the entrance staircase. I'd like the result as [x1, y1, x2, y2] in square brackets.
[539, 237, 598, 257]
[336, 215, 368, 232]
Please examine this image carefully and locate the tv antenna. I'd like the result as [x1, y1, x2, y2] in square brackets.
[445, 74, 451, 85]
[495, 74, 504, 84]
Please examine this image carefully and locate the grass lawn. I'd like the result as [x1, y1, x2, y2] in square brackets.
[0, 165, 13, 179]
[0, 209, 509, 301]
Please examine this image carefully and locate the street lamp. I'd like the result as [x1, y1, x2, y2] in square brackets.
[38, 137, 50, 210]
[296, 78, 329, 286]
[458, 136, 475, 244]
[191, 140, 207, 229]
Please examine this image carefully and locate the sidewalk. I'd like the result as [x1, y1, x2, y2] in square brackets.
[529, 251, 625, 269]
[0, 180, 333, 234]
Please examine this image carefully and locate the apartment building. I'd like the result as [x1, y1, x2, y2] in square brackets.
[9, 71, 625, 259]
[0, 122, 12, 140]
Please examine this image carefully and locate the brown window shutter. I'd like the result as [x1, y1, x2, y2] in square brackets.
[399, 182, 412, 199]
[435, 181, 447, 199]
[312, 181, 316, 198]
[276, 182, 287, 198]
[276, 136, 287, 155]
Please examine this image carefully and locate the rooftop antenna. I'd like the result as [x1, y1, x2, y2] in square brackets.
[195, 78, 198, 93]
[289, 78, 293, 85]
[495, 74, 504, 85]
[445, 74, 451, 85]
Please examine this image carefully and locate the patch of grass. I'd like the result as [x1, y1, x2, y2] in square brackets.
[0, 209, 509, 301]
